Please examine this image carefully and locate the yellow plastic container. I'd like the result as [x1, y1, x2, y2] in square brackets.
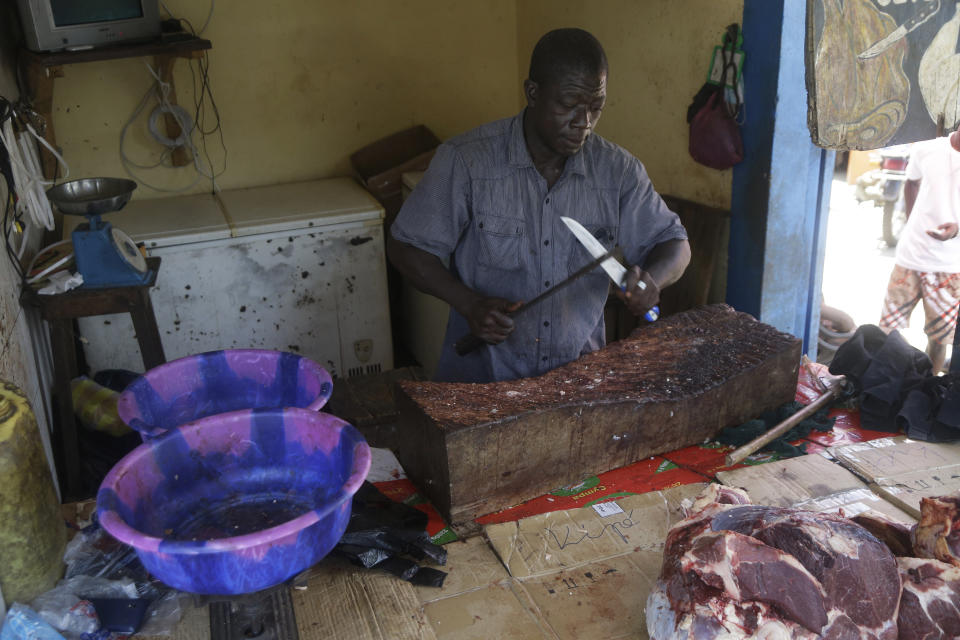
[0, 382, 65, 602]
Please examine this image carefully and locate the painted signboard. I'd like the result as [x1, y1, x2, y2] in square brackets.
[806, 0, 960, 150]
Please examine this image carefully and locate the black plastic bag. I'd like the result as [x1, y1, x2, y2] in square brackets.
[334, 482, 447, 587]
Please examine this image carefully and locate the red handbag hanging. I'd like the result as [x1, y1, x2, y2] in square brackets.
[688, 24, 744, 170]
[689, 90, 743, 170]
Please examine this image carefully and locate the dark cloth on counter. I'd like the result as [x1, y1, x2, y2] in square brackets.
[715, 401, 835, 459]
[897, 374, 960, 442]
[828, 324, 960, 442]
[828, 325, 932, 432]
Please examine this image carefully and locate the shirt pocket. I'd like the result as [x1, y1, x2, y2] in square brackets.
[476, 213, 526, 271]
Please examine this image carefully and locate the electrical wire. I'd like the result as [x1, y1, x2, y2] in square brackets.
[160, 0, 215, 35]
[175, 16, 227, 190]
[0, 117, 68, 233]
[146, 61, 215, 188]
[118, 1, 226, 194]
[118, 68, 205, 192]
[186, 44, 227, 190]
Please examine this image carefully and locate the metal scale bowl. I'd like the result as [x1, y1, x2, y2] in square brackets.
[46, 177, 152, 288]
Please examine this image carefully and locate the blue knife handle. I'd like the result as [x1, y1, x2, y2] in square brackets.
[619, 283, 659, 322]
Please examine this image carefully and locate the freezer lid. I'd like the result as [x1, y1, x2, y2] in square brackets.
[61, 193, 231, 248]
[216, 177, 384, 237]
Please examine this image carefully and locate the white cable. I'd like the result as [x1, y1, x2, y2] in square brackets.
[117, 61, 222, 193]
[197, 0, 215, 35]
[25, 123, 69, 181]
[18, 131, 53, 229]
[147, 62, 218, 185]
[148, 104, 193, 147]
[120, 81, 171, 169]
[0, 118, 55, 231]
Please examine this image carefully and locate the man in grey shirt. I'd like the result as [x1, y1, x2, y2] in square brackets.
[389, 28, 690, 383]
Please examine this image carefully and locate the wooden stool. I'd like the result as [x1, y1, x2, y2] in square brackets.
[20, 257, 165, 500]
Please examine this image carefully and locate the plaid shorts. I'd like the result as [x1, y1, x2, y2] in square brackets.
[879, 265, 960, 344]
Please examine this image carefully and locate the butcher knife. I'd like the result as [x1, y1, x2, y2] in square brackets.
[454, 247, 618, 356]
[858, 0, 940, 60]
[560, 216, 659, 322]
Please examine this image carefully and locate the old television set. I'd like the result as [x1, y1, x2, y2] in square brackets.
[16, 0, 161, 53]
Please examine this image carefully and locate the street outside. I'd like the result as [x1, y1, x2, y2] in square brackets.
[821, 174, 934, 360]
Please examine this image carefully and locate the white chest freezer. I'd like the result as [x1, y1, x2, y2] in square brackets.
[75, 178, 393, 378]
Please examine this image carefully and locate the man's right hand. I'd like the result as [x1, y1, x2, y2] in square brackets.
[387, 236, 521, 345]
[465, 297, 521, 345]
[926, 222, 959, 241]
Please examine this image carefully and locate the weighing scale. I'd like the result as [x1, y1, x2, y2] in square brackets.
[46, 178, 153, 288]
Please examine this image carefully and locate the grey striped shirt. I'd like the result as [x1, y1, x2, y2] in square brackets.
[392, 110, 687, 382]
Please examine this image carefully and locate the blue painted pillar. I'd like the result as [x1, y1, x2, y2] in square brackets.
[727, 0, 835, 356]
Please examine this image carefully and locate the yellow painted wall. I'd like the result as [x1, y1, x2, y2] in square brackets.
[47, 2, 740, 207]
[50, 1, 519, 198]
[516, 0, 743, 209]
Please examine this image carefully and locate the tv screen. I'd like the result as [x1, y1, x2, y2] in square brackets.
[50, 0, 144, 27]
[17, 0, 161, 51]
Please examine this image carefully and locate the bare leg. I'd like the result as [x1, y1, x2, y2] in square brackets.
[927, 340, 946, 375]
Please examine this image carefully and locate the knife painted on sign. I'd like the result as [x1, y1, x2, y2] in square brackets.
[858, 0, 941, 60]
[560, 216, 659, 322]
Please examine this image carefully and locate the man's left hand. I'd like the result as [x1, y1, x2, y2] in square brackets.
[926, 222, 959, 241]
[615, 266, 660, 318]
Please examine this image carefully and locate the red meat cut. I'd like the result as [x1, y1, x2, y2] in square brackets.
[852, 511, 915, 558]
[647, 487, 901, 639]
[896, 557, 960, 640]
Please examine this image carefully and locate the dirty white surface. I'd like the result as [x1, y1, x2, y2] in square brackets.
[76, 179, 393, 378]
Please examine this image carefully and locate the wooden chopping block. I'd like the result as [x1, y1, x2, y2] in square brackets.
[394, 304, 802, 525]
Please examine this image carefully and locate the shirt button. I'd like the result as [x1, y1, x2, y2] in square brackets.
[542, 356, 548, 362]
[544, 281, 550, 287]
[545, 198, 550, 204]
[543, 321, 550, 327]
[544, 239, 549, 246]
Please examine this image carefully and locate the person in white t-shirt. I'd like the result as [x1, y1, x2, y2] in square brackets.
[879, 128, 960, 373]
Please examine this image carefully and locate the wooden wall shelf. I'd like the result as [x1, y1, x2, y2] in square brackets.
[20, 35, 212, 178]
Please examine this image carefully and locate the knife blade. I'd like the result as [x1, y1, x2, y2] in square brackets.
[858, 0, 940, 60]
[560, 216, 659, 321]
[453, 247, 618, 356]
[560, 216, 629, 288]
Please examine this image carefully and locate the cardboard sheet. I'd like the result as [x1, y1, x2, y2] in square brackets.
[716, 451, 914, 522]
[485, 484, 706, 579]
[516, 552, 661, 640]
[293, 558, 436, 640]
[478, 483, 707, 640]
[415, 532, 550, 639]
[423, 582, 549, 640]
[830, 437, 960, 519]
[415, 537, 510, 605]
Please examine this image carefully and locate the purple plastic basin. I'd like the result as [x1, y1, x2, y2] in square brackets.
[117, 349, 333, 439]
[97, 408, 370, 595]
